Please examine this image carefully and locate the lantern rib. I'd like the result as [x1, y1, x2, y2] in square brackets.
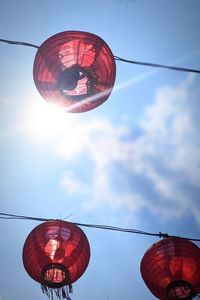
[0, 212, 200, 242]
[1, 38, 200, 74]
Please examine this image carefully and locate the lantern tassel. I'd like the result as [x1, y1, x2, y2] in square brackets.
[41, 284, 72, 300]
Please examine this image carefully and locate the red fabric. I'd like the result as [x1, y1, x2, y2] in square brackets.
[140, 237, 200, 299]
[23, 220, 90, 285]
[33, 31, 116, 113]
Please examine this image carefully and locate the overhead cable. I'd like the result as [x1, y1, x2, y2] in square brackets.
[114, 55, 200, 74]
[0, 38, 200, 74]
[0, 38, 39, 49]
[0, 212, 199, 242]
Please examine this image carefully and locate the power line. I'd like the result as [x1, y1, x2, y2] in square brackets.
[0, 212, 199, 242]
[0, 212, 50, 221]
[114, 55, 200, 74]
[0, 38, 39, 49]
[0, 38, 200, 74]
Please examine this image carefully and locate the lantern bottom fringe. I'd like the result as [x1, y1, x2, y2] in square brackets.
[41, 284, 73, 300]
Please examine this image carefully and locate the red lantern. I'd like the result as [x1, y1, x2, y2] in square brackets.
[33, 31, 116, 113]
[140, 237, 200, 300]
[23, 220, 90, 300]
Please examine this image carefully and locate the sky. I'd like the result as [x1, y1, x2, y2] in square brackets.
[0, 0, 200, 299]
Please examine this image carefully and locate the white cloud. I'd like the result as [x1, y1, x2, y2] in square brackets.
[57, 74, 200, 225]
[60, 171, 89, 195]
[138, 74, 200, 188]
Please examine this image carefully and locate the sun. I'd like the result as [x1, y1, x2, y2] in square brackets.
[22, 96, 76, 143]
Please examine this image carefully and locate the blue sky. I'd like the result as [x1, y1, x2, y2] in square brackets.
[0, 0, 200, 299]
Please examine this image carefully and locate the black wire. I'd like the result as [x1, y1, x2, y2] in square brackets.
[0, 38, 200, 74]
[0, 38, 39, 49]
[72, 222, 200, 242]
[0, 212, 50, 222]
[0, 212, 199, 242]
[114, 55, 200, 74]
[57, 221, 153, 237]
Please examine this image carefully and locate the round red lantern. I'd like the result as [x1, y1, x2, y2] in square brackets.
[140, 237, 200, 300]
[23, 220, 90, 300]
[33, 31, 116, 113]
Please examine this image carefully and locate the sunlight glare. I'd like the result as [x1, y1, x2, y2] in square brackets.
[23, 98, 75, 142]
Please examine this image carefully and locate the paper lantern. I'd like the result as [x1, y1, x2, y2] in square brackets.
[140, 237, 200, 300]
[33, 31, 116, 112]
[23, 220, 90, 299]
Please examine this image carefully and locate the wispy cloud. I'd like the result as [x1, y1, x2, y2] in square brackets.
[57, 74, 200, 224]
[60, 171, 89, 195]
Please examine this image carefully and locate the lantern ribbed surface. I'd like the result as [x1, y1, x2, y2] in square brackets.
[33, 31, 116, 113]
[140, 237, 200, 300]
[22, 220, 90, 287]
